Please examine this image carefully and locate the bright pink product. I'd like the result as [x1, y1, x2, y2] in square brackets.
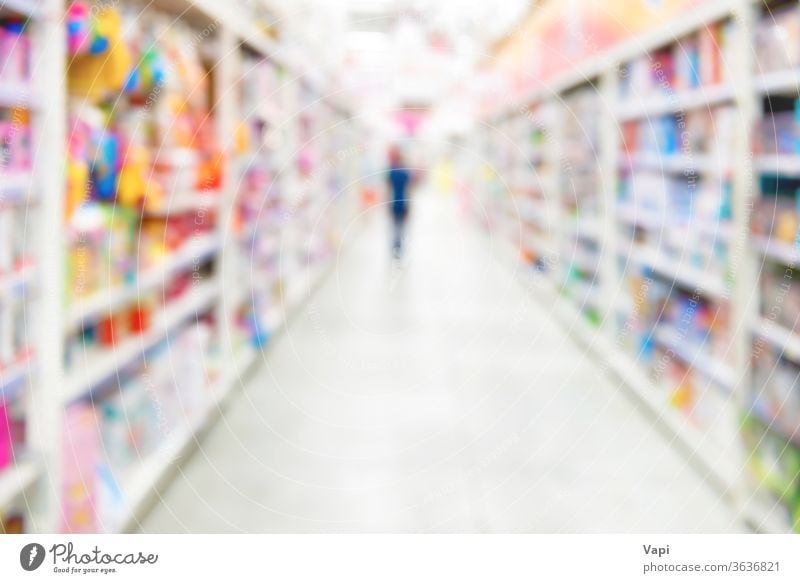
[0, 402, 11, 471]
[66, 2, 91, 56]
[0, 22, 31, 85]
[0, 116, 32, 172]
[60, 403, 99, 533]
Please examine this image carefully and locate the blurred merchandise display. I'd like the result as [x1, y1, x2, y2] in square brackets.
[0, 0, 360, 534]
[466, 1, 800, 533]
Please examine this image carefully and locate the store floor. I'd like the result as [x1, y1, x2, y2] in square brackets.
[138, 192, 743, 533]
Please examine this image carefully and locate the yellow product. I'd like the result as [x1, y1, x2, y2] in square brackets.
[670, 381, 693, 411]
[165, 94, 193, 148]
[235, 121, 250, 155]
[117, 144, 163, 209]
[776, 211, 799, 243]
[65, 159, 89, 219]
[67, 8, 131, 100]
[138, 220, 170, 267]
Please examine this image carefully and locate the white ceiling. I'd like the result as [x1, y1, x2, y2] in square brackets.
[270, 0, 530, 114]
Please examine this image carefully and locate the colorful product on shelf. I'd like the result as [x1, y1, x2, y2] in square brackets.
[0, 294, 32, 369]
[757, 95, 800, 156]
[66, 202, 136, 300]
[62, 320, 216, 533]
[137, 213, 217, 270]
[752, 174, 800, 244]
[0, 391, 26, 465]
[61, 402, 100, 533]
[621, 106, 737, 163]
[619, 19, 733, 99]
[741, 415, 800, 531]
[0, 19, 31, 86]
[66, 5, 131, 100]
[560, 83, 603, 323]
[0, 400, 12, 471]
[0, 108, 32, 175]
[752, 346, 800, 438]
[0, 204, 35, 275]
[760, 263, 800, 332]
[748, 15, 800, 529]
[755, 4, 800, 75]
[654, 345, 711, 425]
[0, 512, 24, 534]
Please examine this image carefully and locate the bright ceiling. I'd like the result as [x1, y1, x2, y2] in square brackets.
[271, 0, 531, 113]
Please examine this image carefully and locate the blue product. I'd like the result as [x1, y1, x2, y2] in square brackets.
[90, 131, 118, 201]
[659, 116, 678, 154]
[688, 49, 700, 88]
[720, 182, 732, 220]
[795, 98, 800, 156]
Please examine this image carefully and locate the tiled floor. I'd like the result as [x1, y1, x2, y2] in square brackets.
[137, 193, 742, 533]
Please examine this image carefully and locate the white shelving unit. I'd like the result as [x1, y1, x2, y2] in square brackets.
[0, 0, 64, 534]
[471, 0, 799, 533]
[0, 0, 360, 534]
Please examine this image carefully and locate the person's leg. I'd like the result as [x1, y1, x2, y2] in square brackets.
[397, 214, 407, 255]
[392, 213, 402, 258]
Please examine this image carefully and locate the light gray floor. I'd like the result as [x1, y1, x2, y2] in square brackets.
[137, 193, 742, 533]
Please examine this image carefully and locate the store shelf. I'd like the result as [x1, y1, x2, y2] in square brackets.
[627, 245, 729, 300]
[506, 251, 739, 493]
[257, 103, 287, 126]
[565, 217, 601, 240]
[0, 460, 39, 509]
[0, 356, 33, 399]
[63, 281, 220, 403]
[0, 0, 361, 535]
[755, 69, 800, 95]
[753, 236, 799, 267]
[739, 495, 794, 534]
[517, 201, 550, 228]
[96, 240, 336, 534]
[618, 205, 733, 241]
[141, 193, 220, 217]
[755, 155, 800, 177]
[144, 0, 283, 62]
[616, 83, 735, 122]
[566, 248, 600, 273]
[745, 395, 800, 450]
[224, 280, 252, 310]
[67, 234, 220, 329]
[562, 278, 601, 308]
[621, 152, 731, 175]
[0, 0, 41, 18]
[617, 205, 665, 231]
[113, 344, 258, 533]
[653, 326, 736, 391]
[0, 171, 34, 202]
[753, 318, 800, 363]
[0, 83, 40, 109]
[523, 233, 554, 257]
[476, 0, 800, 533]
[0, 265, 35, 297]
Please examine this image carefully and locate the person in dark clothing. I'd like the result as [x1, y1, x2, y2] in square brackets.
[387, 146, 411, 259]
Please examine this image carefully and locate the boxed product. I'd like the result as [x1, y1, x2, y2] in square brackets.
[755, 5, 800, 74]
[741, 415, 800, 532]
[61, 402, 100, 533]
[67, 202, 136, 299]
[752, 347, 800, 432]
[0, 20, 31, 85]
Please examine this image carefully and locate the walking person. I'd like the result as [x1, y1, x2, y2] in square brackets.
[387, 146, 411, 260]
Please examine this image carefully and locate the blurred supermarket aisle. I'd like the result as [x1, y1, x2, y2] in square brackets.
[138, 192, 742, 533]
